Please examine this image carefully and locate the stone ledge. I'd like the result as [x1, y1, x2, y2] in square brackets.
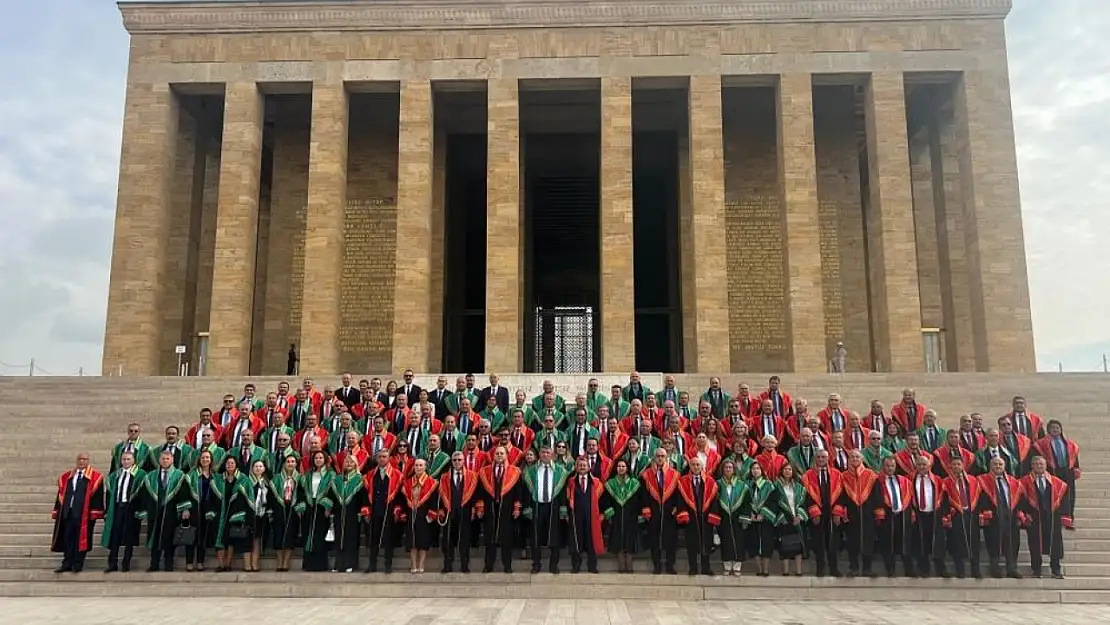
[118, 0, 1012, 35]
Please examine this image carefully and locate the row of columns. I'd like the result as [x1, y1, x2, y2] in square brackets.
[104, 69, 1034, 376]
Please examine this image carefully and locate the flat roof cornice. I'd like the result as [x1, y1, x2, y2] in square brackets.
[118, 0, 1013, 35]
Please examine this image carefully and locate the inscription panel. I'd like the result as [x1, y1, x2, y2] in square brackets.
[725, 197, 789, 360]
[287, 203, 307, 343]
[818, 198, 845, 342]
[341, 197, 397, 371]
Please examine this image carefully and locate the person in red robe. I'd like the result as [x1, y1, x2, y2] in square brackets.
[1003, 395, 1045, 440]
[51, 453, 105, 573]
[803, 450, 845, 577]
[940, 456, 982, 578]
[755, 435, 788, 481]
[1020, 456, 1068, 578]
[891, 388, 927, 434]
[185, 408, 222, 452]
[817, 393, 850, 434]
[566, 456, 606, 574]
[750, 400, 786, 451]
[1034, 419, 1080, 527]
[758, 375, 792, 418]
[840, 450, 879, 577]
[894, 433, 935, 476]
[438, 452, 482, 573]
[676, 455, 720, 576]
[957, 414, 986, 454]
[873, 456, 913, 577]
[685, 432, 721, 475]
[641, 448, 681, 574]
[934, 429, 975, 478]
[977, 456, 1023, 578]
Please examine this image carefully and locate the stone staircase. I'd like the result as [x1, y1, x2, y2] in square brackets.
[1, 373, 1108, 602]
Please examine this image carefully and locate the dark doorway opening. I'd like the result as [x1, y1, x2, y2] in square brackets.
[439, 89, 488, 372]
[521, 84, 602, 373]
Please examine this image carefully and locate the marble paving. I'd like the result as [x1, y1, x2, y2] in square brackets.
[4, 598, 1103, 624]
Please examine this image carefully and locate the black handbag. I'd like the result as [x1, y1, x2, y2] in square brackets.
[174, 522, 197, 547]
[779, 531, 804, 552]
[228, 523, 249, 540]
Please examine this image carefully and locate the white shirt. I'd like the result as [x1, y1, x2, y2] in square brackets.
[117, 471, 131, 503]
[886, 477, 904, 513]
[538, 465, 554, 503]
[72, 470, 84, 490]
[311, 473, 322, 497]
[915, 475, 936, 512]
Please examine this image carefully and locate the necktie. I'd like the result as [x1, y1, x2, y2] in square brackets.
[917, 477, 926, 510]
[496, 466, 502, 480]
[803, 447, 811, 466]
[821, 469, 828, 488]
[890, 477, 900, 512]
[455, 471, 462, 489]
[657, 470, 664, 489]
[1039, 477, 1047, 494]
[927, 429, 934, 448]
[160, 469, 168, 490]
[541, 467, 550, 502]
[580, 476, 587, 491]
[959, 478, 969, 509]
[118, 472, 127, 504]
[997, 477, 1009, 509]
[694, 476, 701, 490]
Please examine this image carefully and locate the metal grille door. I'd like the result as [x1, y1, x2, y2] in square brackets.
[533, 306, 595, 373]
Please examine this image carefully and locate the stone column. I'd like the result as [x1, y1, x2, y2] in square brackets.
[485, 78, 522, 372]
[392, 79, 435, 373]
[954, 69, 1036, 372]
[207, 82, 265, 375]
[102, 83, 180, 376]
[687, 74, 731, 372]
[776, 73, 826, 373]
[600, 76, 636, 371]
[299, 81, 349, 374]
[863, 72, 924, 372]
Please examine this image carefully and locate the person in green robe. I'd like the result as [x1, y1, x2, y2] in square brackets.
[268, 454, 301, 572]
[531, 380, 567, 415]
[522, 447, 571, 573]
[661, 438, 687, 473]
[603, 384, 631, 421]
[553, 441, 574, 471]
[534, 414, 568, 452]
[621, 372, 652, 403]
[102, 450, 145, 572]
[743, 462, 779, 576]
[184, 448, 218, 571]
[444, 377, 476, 417]
[145, 426, 195, 472]
[260, 411, 295, 456]
[862, 431, 894, 471]
[238, 383, 264, 412]
[420, 434, 451, 479]
[654, 375, 683, 409]
[479, 395, 508, 433]
[622, 438, 652, 476]
[296, 450, 335, 571]
[786, 428, 821, 476]
[194, 430, 226, 474]
[507, 391, 539, 431]
[916, 410, 948, 454]
[631, 427, 662, 459]
[268, 432, 299, 478]
[602, 459, 641, 573]
[246, 459, 271, 572]
[135, 449, 192, 572]
[699, 377, 731, 419]
[212, 455, 252, 572]
[331, 455, 368, 572]
[584, 378, 608, 415]
[565, 393, 597, 426]
[566, 408, 599, 458]
[716, 459, 749, 576]
[882, 422, 908, 453]
[775, 464, 808, 575]
[327, 414, 364, 456]
[109, 423, 149, 474]
[230, 430, 270, 476]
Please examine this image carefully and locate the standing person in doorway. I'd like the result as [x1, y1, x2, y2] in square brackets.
[287, 344, 298, 376]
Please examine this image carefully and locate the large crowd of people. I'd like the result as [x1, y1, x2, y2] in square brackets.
[51, 372, 1081, 581]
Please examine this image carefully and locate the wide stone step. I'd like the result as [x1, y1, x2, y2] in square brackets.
[2, 569, 1109, 602]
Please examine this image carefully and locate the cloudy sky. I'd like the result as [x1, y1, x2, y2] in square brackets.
[0, 0, 1105, 375]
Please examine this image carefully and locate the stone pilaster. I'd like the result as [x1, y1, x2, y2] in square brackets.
[863, 72, 924, 372]
[103, 82, 180, 377]
[687, 74, 730, 372]
[600, 76, 636, 371]
[298, 81, 349, 375]
[931, 108, 977, 372]
[485, 78, 522, 373]
[391, 79, 435, 373]
[207, 82, 264, 375]
[954, 68, 1036, 372]
[777, 73, 826, 373]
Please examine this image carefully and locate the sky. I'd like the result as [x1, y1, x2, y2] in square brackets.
[0, 0, 1106, 376]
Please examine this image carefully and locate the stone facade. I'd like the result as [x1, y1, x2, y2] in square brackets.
[103, 0, 1036, 376]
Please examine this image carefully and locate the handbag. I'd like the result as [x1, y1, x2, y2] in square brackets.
[174, 523, 197, 547]
[325, 527, 335, 543]
[228, 524, 249, 540]
[779, 531, 804, 553]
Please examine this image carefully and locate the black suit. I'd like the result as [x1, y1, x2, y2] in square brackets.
[336, 386, 361, 410]
[478, 386, 510, 414]
[429, 388, 451, 420]
[398, 384, 422, 407]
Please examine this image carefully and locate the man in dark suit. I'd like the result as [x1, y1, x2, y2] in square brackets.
[397, 369, 422, 407]
[478, 373, 511, 414]
[336, 373, 361, 409]
[429, 376, 451, 420]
